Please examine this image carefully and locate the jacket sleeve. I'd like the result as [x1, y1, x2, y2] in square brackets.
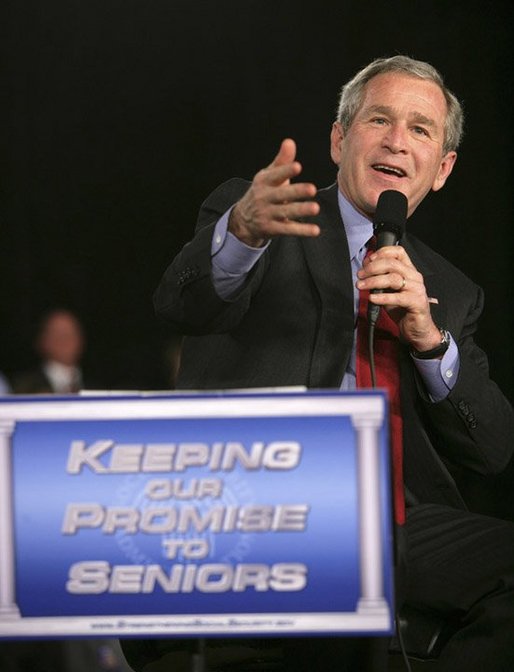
[153, 178, 269, 335]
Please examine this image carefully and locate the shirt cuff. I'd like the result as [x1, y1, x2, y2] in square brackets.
[411, 334, 460, 402]
[211, 208, 269, 299]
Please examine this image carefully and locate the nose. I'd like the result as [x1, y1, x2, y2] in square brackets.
[382, 123, 408, 153]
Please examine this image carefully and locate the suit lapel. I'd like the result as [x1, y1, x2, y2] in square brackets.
[300, 184, 355, 387]
[403, 234, 447, 329]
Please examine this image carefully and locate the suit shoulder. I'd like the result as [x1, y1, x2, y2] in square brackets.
[200, 178, 251, 211]
[196, 178, 251, 231]
[11, 368, 51, 394]
[405, 233, 479, 293]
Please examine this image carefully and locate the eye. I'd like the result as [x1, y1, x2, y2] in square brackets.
[371, 117, 387, 125]
[413, 125, 429, 137]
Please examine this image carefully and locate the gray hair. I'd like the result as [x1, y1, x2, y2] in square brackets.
[336, 55, 464, 153]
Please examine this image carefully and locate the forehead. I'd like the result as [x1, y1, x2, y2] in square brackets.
[43, 313, 81, 335]
[358, 72, 448, 127]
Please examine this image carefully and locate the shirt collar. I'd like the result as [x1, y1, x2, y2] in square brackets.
[43, 361, 82, 393]
[337, 189, 373, 260]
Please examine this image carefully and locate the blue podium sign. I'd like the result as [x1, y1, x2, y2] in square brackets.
[0, 390, 394, 638]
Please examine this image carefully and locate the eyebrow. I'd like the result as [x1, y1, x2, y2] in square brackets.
[363, 105, 437, 129]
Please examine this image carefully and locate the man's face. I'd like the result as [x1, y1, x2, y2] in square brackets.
[330, 72, 457, 219]
[38, 311, 84, 366]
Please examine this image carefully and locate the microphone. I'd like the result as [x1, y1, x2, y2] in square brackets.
[368, 189, 408, 327]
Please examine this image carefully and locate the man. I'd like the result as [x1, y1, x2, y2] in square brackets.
[131, 56, 514, 671]
[12, 309, 86, 394]
[5, 311, 128, 672]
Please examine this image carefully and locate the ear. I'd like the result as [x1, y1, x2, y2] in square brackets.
[432, 151, 457, 192]
[330, 122, 344, 165]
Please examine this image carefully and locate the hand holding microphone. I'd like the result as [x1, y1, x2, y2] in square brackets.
[357, 190, 443, 352]
[367, 190, 408, 327]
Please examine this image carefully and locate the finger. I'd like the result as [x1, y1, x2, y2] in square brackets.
[260, 139, 302, 187]
[268, 138, 297, 168]
[357, 271, 411, 293]
[271, 200, 320, 222]
[258, 161, 303, 187]
[366, 277, 431, 313]
[267, 182, 318, 203]
[367, 291, 431, 318]
[360, 254, 416, 280]
[367, 245, 416, 269]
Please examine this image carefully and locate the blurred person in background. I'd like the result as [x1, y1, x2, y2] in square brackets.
[12, 308, 87, 394]
[2, 309, 133, 671]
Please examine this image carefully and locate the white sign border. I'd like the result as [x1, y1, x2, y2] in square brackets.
[0, 390, 392, 637]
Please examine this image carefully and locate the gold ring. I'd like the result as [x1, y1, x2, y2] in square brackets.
[401, 277, 406, 290]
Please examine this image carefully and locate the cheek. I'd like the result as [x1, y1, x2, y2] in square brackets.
[413, 152, 441, 184]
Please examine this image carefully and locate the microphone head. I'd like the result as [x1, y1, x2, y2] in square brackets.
[373, 190, 408, 239]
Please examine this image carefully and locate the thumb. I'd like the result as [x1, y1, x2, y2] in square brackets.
[269, 138, 297, 168]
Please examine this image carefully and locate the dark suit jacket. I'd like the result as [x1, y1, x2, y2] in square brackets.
[154, 180, 514, 510]
[11, 365, 94, 394]
[11, 367, 58, 394]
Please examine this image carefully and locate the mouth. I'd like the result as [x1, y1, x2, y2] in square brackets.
[372, 164, 407, 178]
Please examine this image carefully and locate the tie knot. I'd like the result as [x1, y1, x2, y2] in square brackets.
[367, 235, 377, 252]
[360, 235, 376, 262]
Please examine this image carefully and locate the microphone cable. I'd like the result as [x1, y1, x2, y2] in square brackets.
[368, 325, 412, 672]
[395, 612, 413, 672]
[368, 320, 378, 389]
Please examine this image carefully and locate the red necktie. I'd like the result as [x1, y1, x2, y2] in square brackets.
[356, 246, 406, 525]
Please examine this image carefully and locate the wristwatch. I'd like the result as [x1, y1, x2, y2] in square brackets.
[411, 328, 451, 360]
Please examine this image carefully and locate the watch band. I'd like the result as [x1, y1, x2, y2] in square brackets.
[411, 328, 451, 360]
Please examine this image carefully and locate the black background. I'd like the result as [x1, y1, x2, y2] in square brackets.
[1, 0, 513, 401]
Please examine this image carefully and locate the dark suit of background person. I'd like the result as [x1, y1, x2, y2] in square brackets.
[0, 372, 10, 394]
[125, 58, 514, 672]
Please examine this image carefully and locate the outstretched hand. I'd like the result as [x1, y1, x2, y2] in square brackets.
[228, 139, 321, 247]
